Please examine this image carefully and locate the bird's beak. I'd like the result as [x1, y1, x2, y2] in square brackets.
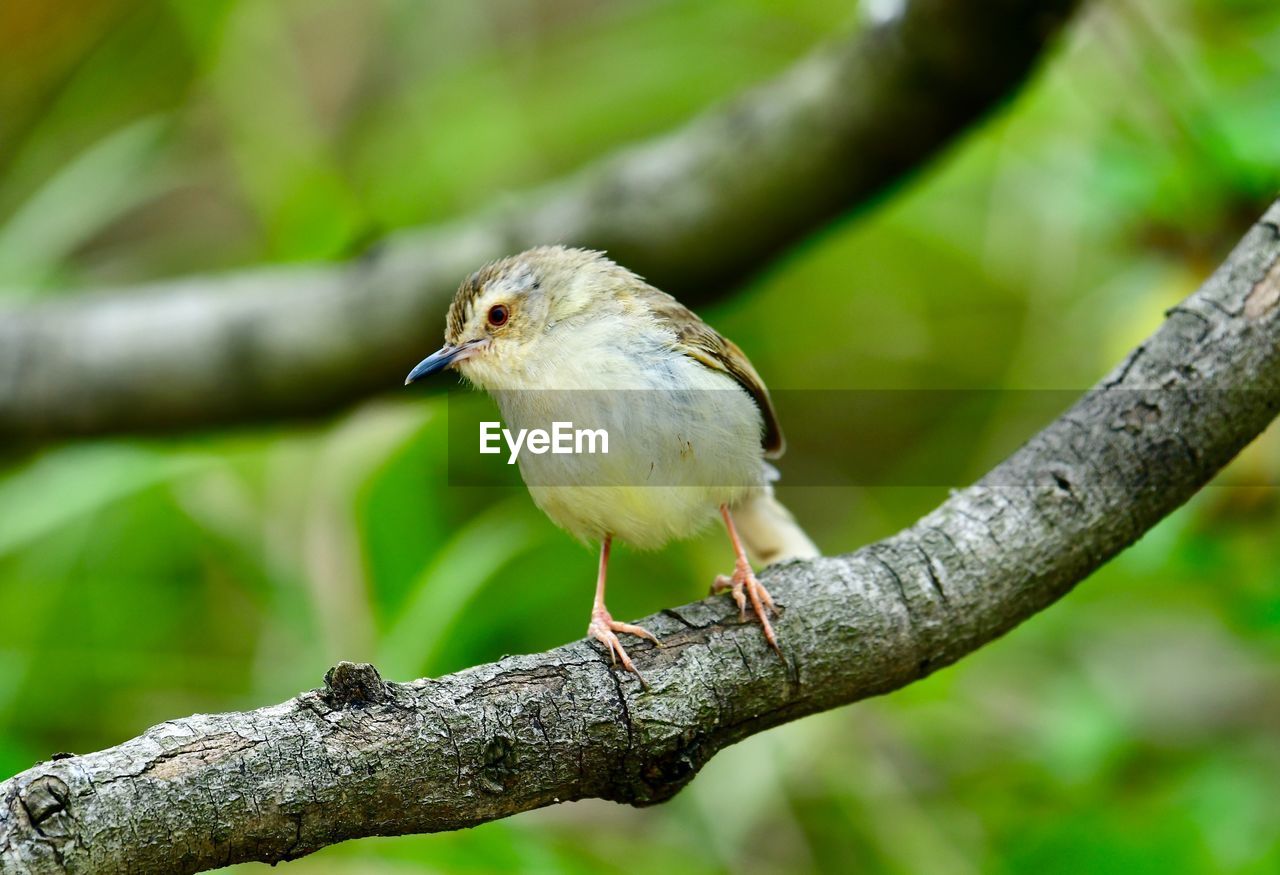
[404, 339, 488, 385]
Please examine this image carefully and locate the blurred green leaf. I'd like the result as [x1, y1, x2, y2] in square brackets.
[0, 444, 210, 556]
[0, 117, 171, 291]
[379, 496, 544, 678]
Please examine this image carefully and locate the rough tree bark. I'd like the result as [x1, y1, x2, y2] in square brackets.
[2, 201, 1278, 874]
[0, 0, 1079, 441]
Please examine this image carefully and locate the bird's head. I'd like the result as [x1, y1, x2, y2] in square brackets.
[404, 245, 643, 391]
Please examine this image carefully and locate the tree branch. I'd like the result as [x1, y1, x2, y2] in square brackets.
[0, 0, 1080, 442]
[3, 201, 1279, 874]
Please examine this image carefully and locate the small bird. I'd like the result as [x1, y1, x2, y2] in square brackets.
[405, 246, 818, 680]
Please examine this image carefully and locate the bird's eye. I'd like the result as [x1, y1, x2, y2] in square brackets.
[487, 304, 509, 327]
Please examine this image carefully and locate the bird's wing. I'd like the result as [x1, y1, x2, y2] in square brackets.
[638, 285, 785, 458]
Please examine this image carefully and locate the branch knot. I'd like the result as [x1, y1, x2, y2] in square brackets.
[19, 775, 71, 837]
[322, 662, 390, 708]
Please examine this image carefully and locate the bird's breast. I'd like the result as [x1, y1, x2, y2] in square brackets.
[490, 343, 768, 545]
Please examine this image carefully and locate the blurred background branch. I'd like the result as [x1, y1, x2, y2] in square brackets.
[0, 0, 1079, 442]
[3, 199, 1278, 874]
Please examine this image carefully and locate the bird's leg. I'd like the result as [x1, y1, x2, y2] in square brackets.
[713, 504, 782, 657]
[587, 535, 660, 682]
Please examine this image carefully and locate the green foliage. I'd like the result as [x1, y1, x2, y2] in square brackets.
[1, 0, 1279, 871]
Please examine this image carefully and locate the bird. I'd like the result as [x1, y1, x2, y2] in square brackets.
[405, 246, 819, 681]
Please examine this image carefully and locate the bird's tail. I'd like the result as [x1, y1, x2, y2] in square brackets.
[734, 487, 820, 566]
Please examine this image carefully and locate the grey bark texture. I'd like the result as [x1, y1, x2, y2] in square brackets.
[2, 200, 1279, 874]
[0, 0, 1079, 442]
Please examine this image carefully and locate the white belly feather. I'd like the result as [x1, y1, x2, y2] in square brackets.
[489, 339, 767, 549]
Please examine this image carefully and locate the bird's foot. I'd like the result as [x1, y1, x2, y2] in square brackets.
[588, 607, 660, 684]
[713, 561, 782, 657]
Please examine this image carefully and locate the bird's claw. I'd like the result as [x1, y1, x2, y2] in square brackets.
[713, 562, 782, 658]
[712, 573, 747, 618]
[588, 608, 660, 686]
